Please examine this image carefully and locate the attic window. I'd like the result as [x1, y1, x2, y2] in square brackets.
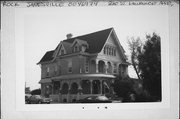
[74, 46, 78, 52]
[104, 47, 106, 54]
[61, 49, 64, 55]
[104, 45, 116, 56]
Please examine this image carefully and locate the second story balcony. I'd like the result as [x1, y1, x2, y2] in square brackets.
[42, 58, 129, 79]
[89, 59, 115, 74]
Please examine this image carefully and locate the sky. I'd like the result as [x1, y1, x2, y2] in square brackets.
[24, 6, 168, 90]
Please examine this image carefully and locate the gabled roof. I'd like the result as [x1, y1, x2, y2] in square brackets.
[38, 28, 113, 64]
[64, 28, 113, 53]
[62, 42, 71, 54]
[71, 39, 88, 47]
[37, 50, 54, 64]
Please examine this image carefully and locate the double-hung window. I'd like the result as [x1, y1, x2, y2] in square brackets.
[68, 60, 72, 73]
[85, 59, 89, 73]
[113, 63, 117, 74]
[54, 66, 57, 75]
[46, 67, 50, 77]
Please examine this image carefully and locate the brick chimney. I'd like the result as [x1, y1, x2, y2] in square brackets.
[66, 33, 73, 39]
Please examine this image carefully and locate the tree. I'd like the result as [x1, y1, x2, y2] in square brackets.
[138, 33, 161, 100]
[128, 37, 142, 80]
[113, 77, 135, 101]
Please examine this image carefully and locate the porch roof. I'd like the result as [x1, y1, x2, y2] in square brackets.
[52, 74, 116, 80]
[39, 78, 52, 84]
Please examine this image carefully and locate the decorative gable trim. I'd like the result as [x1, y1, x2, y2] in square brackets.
[71, 39, 89, 48]
[38, 28, 116, 64]
[111, 29, 127, 60]
[53, 41, 67, 58]
[101, 28, 127, 61]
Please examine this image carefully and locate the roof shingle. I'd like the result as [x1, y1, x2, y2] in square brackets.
[38, 28, 113, 64]
[64, 28, 113, 53]
[38, 50, 54, 64]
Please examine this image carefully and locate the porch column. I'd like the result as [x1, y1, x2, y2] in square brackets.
[90, 80, 93, 94]
[41, 84, 45, 96]
[52, 81, 54, 94]
[100, 80, 103, 94]
[104, 61, 108, 74]
[67, 81, 71, 103]
[59, 81, 63, 94]
[95, 60, 99, 73]
[59, 81, 63, 103]
[78, 79, 82, 95]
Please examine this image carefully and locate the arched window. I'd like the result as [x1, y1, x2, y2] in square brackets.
[82, 80, 91, 94]
[107, 62, 112, 73]
[53, 81, 60, 94]
[70, 83, 78, 94]
[74, 46, 78, 52]
[98, 60, 105, 73]
[63, 99, 67, 103]
[61, 83, 69, 94]
[61, 49, 64, 55]
[92, 80, 101, 94]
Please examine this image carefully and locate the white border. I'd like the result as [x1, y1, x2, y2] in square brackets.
[15, 7, 171, 111]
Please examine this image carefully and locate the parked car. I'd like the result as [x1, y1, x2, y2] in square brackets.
[28, 95, 52, 104]
[25, 94, 32, 104]
[76, 95, 112, 103]
[111, 97, 123, 103]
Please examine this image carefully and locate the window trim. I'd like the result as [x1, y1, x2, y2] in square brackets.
[68, 60, 72, 73]
[46, 67, 50, 77]
[85, 58, 89, 73]
[68, 67, 72, 73]
[74, 45, 78, 52]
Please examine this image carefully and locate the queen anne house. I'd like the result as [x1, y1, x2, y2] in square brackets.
[37, 28, 130, 103]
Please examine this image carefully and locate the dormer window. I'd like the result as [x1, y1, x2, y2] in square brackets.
[74, 45, 78, 52]
[71, 39, 88, 53]
[61, 49, 64, 55]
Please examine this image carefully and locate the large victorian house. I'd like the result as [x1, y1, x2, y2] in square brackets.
[37, 28, 129, 103]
